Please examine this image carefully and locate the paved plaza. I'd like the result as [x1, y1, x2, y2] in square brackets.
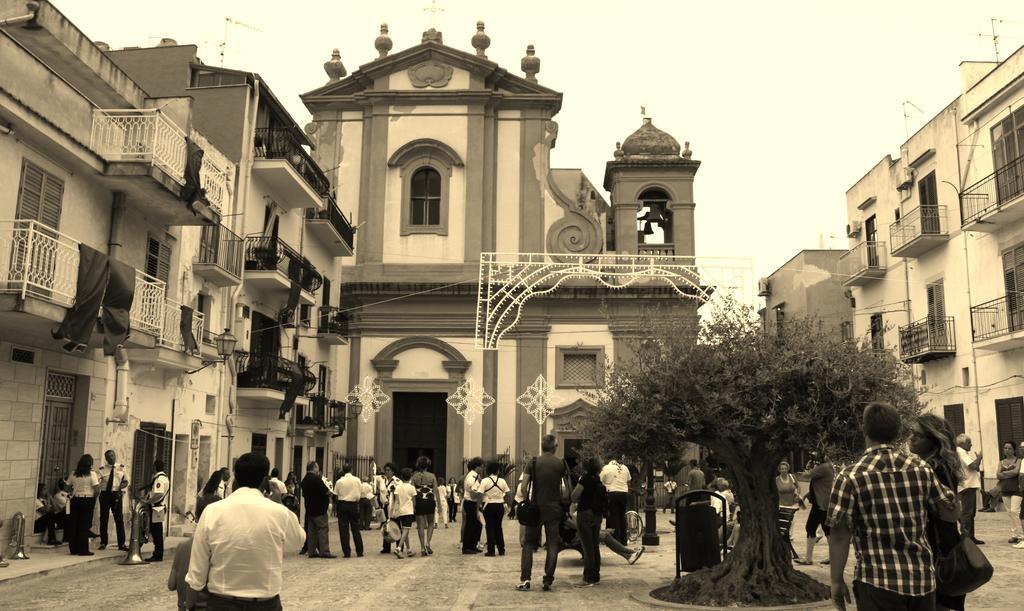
[1, 510, 1022, 610]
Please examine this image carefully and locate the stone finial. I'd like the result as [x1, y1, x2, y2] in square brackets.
[521, 44, 540, 83]
[324, 49, 347, 83]
[471, 21, 490, 58]
[422, 28, 443, 44]
[375, 23, 393, 58]
[614, 141, 624, 159]
[682, 141, 692, 159]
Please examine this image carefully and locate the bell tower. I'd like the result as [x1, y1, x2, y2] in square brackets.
[603, 118, 700, 256]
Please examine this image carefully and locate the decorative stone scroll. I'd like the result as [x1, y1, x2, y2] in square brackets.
[407, 60, 454, 88]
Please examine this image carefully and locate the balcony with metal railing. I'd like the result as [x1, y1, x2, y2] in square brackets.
[236, 351, 316, 409]
[898, 316, 956, 364]
[294, 394, 338, 433]
[889, 205, 949, 258]
[317, 306, 350, 345]
[304, 196, 355, 256]
[961, 154, 1024, 232]
[970, 292, 1024, 351]
[838, 241, 887, 287]
[90, 109, 231, 226]
[253, 127, 330, 211]
[194, 224, 243, 287]
[243, 235, 323, 304]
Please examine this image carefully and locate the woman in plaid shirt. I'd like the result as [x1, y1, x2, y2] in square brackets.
[826, 402, 959, 611]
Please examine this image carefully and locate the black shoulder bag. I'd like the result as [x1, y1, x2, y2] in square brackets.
[516, 458, 540, 527]
[930, 463, 993, 596]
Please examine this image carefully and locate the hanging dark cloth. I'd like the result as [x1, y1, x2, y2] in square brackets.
[100, 259, 136, 356]
[279, 255, 302, 322]
[179, 305, 199, 354]
[180, 138, 206, 213]
[52, 244, 109, 352]
[278, 359, 306, 420]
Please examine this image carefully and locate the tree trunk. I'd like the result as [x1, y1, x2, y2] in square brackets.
[666, 451, 829, 606]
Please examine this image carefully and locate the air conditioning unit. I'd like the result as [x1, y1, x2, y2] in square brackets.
[233, 304, 252, 353]
[757, 277, 771, 297]
[897, 167, 915, 190]
[846, 220, 862, 238]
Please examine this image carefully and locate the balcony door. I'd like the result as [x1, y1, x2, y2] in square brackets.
[252, 311, 280, 356]
[865, 215, 878, 268]
[1002, 245, 1024, 333]
[11, 160, 64, 296]
[918, 171, 940, 234]
[926, 281, 947, 348]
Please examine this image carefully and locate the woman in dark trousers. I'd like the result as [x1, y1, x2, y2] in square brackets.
[909, 413, 967, 611]
[67, 454, 100, 556]
[475, 460, 511, 556]
[571, 457, 607, 585]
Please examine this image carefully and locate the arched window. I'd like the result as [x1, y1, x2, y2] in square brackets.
[637, 187, 673, 245]
[410, 167, 442, 226]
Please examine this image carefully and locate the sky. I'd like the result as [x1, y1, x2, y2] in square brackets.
[61, 0, 1024, 282]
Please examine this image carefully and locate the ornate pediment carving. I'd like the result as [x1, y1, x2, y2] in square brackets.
[407, 60, 454, 88]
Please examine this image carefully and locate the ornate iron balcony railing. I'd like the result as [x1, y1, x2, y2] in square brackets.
[236, 352, 302, 392]
[243, 235, 323, 293]
[253, 127, 331, 197]
[898, 316, 956, 363]
[317, 306, 349, 337]
[305, 196, 355, 251]
[198, 224, 243, 278]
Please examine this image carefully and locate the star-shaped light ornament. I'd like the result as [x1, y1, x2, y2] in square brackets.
[516, 374, 556, 425]
[345, 376, 390, 423]
[446, 378, 495, 425]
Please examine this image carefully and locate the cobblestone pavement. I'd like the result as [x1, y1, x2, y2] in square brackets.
[1, 510, 1021, 609]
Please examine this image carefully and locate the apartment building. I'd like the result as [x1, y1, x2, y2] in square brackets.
[0, 1, 234, 543]
[842, 46, 1024, 477]
[758, 250, 853, 337]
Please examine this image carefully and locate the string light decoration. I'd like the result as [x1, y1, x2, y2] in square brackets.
[446, 378, 495, 425]
[516, 374, 556, 426]
[345, 376, 390, 423]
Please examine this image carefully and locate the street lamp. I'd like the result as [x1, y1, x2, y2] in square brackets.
[187, 328, 238, 374]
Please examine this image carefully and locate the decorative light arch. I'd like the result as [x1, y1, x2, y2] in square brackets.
[474, 252, 752, 350]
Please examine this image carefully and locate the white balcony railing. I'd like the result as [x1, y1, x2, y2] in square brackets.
[91, 109, 188, 183]
[159, 297, 204, 352]
[130, 271, 167, 338]
[190, 128, 231, 212]
[0, 220, 80, 306]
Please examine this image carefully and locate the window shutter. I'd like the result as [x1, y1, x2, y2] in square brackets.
[40, 172, 64, 229]
[147, 236, 172, 283]
[131, 428, 148, 495]
[995, 397, 1024, 450]
[16, 161, 44, 222]
[927, 282, 945, 320]
[322, 278, 331, 307]
[318, 364, 327, 395]
[943, 404, 965, 438]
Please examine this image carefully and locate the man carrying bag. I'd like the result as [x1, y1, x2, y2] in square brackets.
[516, 435, 571, 592]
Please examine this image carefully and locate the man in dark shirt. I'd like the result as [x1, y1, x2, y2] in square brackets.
[300, 461, 335, 558]
[517, 434, 569, 592]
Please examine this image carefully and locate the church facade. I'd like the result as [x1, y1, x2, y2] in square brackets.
[301, 25, 701, 474]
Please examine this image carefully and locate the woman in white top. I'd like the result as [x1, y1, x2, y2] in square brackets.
[436, 480, 450, 528]
[67, 454, 100, 556]
[473, 460, 511, 556]
[389, 468, 417, 558]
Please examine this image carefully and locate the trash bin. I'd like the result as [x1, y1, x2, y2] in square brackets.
[675, 490, 728, 576]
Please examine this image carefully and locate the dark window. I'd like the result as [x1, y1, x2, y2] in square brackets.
[17, 160, 64, 229]
[870, 313, 884, 350]
[251, 433, 267, 455]
[131, 422, 171, 496]
[943, 404, 965, 438]
[918, 171, 938, 207]
[1002, 245, 1024, 333]
[995, 397, 1024, 450]
[991, 107, 1024, 172]
[146, 235, 172, 283]
[410, 167, 441, 226]
[196, 293, 212, 341]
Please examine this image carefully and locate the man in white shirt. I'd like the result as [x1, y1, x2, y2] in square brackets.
[600, 458, 632, 543]
[97, 449, 129, 551]
[332, 464, 364, 558]
[956, 434, 984, 544]
[145, 460, 169, 562]
[187, 452, 305, 610]
[359, 477, 374, 530]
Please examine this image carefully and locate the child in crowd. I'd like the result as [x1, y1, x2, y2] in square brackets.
[389, 468, 417, 558]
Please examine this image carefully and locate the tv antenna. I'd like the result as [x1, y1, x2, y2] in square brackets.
[976, 18, 1003, 62]
[221, 16, 261, 67]
[902, 100, 924, 140]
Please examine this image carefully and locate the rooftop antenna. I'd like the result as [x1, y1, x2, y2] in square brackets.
[423, 0, 444, 29]
[221, 16, 261, 67]
[902, 100, 924, 140]
[976, 18, 1002, 62]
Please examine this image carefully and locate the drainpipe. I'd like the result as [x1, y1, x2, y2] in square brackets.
[108, 192, 126, 258]
[110, 345, 130, 421]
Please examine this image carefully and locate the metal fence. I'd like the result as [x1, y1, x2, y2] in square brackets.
[961, 153, 1024, 225]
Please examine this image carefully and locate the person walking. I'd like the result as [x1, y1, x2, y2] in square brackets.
[955, 434, 983, 545]
[332, 464, 364, 558]
[476, 460, 511, 557]
[571, 457, 607, 586]
[67, 454, 100, 556]
[389, 468, 417, 558]
[300, 461, 335, 559]
[411, 456, 440, 556]
[685, 459, 704, 492]
[997, 441, 1022, 544]
[376, 463, 399, 554]
[795, 455, 834, 566]
[776, 461, 805, 510]
[186, 452, 305, 610]
[517, 435, 571, 592]
[97, 449, 129, 551]
[145, 459, 170, 562]
[599, 457, 631, 544]
[462, 457, 485, 554]
[910, 414, 968, 611]
[827, 402, 959, 610]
